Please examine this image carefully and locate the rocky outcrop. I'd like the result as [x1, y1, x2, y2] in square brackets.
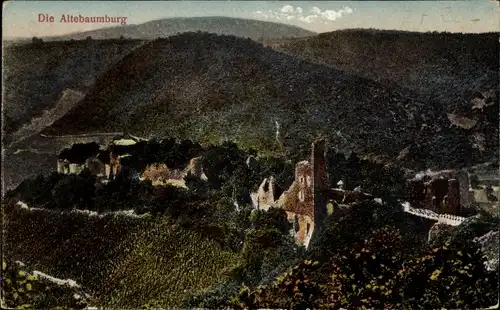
[446, 113, 478, 130]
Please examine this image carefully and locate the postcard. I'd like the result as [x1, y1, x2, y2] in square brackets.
[2, 1, 499, 309]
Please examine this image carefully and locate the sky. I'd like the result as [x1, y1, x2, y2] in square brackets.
[3, 0, 499, 38]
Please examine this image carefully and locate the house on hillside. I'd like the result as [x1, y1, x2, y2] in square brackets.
[251, 140, 374, 248]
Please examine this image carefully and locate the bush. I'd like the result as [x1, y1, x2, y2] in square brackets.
[1, 259, 88, 309]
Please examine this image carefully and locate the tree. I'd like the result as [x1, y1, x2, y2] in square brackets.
[230, 260, 322, 309]
[394, 239, 498, 309]
[32, 37, 43, 45]
[323, 227, 406, 309]
[250, 208, 291, 235]
[469, 174, 480, 189]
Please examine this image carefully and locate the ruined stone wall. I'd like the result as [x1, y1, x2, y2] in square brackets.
[251, 177, 275, 211]
[57, 159, 69, 174]
[285, 211, 314, 247]
[141, 163, 186, 187]
[442, 179, 460, 214]
[184, 157, 208, 181]
[68, 163, 84, 175]
[278, 161, 314, 218]
[406, 176, 462, 216]
[429, 179, 449, 212]
[312, 140, 329, 230]
[109, 153, 121, 179]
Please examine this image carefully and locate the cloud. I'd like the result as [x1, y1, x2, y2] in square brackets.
[254, 5, 354, 24]
[281, 5, 294, 13]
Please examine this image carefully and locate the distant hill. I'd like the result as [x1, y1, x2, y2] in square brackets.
[45, 32, 488, 169]
[3, 39, 144, 138]
[8, 88, 85, 146]
[51, 17, 315, 41]
[266, 29, 498, 111]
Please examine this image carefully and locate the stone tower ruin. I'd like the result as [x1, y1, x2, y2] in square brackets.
[312, 139, 329, 232]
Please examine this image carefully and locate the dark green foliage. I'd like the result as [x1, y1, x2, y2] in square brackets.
[250, 208, 291, 235]
[202, 141, 247, 189]
[230, 260, 323, 309]
[323, 227, 406, 309]
[394, 239, 498, 309]
[137, 138, 203, 170]
[1, 259, 88, 309]
[326, 149, 406, 199]
[41, 31, 497, 170]
[308, 200, 422, 265]
[230, 207, 304, 288]
[59, 142, 100, 163]
[229, 222, 497, 309]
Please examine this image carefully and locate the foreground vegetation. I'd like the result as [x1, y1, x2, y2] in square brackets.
[2, 139, 498, 309]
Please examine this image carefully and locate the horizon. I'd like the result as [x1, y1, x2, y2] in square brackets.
[2, 1, 499, 39]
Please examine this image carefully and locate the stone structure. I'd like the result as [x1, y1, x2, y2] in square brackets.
[140, 157, 208, 188]
[57, 142, 100, 175]
[276, 159, 316, 247]
[251, 177, 276, 211]
[108, 135, 143, 179]
[57, 159, 71, 174]
[405, 169, 473, 216]
[57, 151, 111, 179]
[141, 163, 186, 187]
[185, 157, 208, 181]
[251, 140, 373, 248]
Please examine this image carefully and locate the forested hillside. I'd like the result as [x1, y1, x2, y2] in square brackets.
[45, 32, 492, 170]
[3, 39, 144, 138]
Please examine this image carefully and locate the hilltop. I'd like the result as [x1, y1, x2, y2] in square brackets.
[45, 32, 487, 169]
[3, 39, 144, 138]
[267, 29, 498, 111]
[51, 17, 315, 41]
